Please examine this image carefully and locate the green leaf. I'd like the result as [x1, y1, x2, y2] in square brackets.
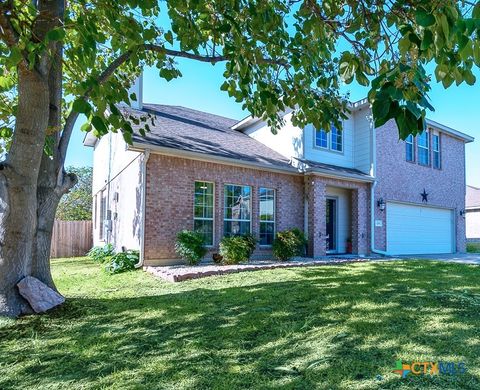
[434, 64, 449, 81]
[91, 116, 108, 133]
[164, 31, 173, 45]
[72, 99, 91, 114]
[7, 47, 23, 67]
[420, 30, 433, 50]
[464, 69, 476, 86]
[415, 10, 436, 27]
[46, 28, 66, 41]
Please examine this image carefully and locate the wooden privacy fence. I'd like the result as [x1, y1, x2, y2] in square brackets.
[50, 220, 93, 258]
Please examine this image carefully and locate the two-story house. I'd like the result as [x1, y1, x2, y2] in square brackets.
[84, 76, 474, 266]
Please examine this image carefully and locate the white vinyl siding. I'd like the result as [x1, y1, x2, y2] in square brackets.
[386, 202, 454, 255]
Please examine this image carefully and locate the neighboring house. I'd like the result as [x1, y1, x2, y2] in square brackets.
[84, 77, 474, 266]
[466, 185, 480, 242]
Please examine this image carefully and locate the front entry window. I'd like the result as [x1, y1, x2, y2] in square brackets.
[224, 184, 251, 236]
[326, 198, 337, 252]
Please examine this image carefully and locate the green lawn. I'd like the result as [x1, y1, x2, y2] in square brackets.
[1, 259, 480, 389]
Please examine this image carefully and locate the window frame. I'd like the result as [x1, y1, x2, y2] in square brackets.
[432, 132, 441, 170]
[193, 180, 215, 247]
[99, 190, 106, 241]
[259, 187, 276, 247]
[314, 129, 329, 149]
[313, 124, 343, 154]
[330, 125, 343, 152]
[417, 130, 430, 166]
[223, 183, 252, 237]
[405, 134, 415, 163]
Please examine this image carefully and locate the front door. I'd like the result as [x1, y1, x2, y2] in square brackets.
[326, 198, 337, 252]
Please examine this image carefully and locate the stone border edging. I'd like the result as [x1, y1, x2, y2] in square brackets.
[144, 258, 371, 282]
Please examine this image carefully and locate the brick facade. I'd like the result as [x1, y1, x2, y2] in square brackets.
[144, 155, 305, 265]
[144, 154, 372, 265]
[374, 120, 466, 252]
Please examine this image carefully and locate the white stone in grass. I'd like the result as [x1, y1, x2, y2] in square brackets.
[17, 276, 65, 313]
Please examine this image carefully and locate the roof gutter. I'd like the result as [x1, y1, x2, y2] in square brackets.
[136, 149, 151, 268]
[128, 142, 301, 176]
[305, 168, 375, 183]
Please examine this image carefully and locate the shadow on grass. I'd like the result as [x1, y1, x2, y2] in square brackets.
[1, 261, 480, 389]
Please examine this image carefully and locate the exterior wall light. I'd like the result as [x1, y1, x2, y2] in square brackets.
[377, 198, 386, 211]
[460, 209, 466, 217]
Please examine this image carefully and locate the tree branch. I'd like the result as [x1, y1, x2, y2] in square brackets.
[58, 43, 285, 169]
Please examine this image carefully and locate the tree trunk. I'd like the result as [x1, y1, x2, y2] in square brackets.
[0, 70, 50, 317]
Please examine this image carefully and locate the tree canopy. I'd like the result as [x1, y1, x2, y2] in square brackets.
[1, 0, 479, 147]
[55, 166, 92, 221]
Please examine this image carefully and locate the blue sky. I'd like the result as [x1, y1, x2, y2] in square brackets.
[66, 59, 480, 186]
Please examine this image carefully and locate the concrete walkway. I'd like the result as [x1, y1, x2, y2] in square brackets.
[393, 253, 480, 265]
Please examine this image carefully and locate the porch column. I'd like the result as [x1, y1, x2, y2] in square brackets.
[305, 176, 326, 257]
[351, 186, 369, 255]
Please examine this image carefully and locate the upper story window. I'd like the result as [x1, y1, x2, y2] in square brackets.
[259, 188, 275, 246]
[194, 181, 214, 246]
[224, 184, 251, 236]
[417, 130, 430, 166]
[405, 134, 414, 162]
[315, 129, 328, 149]
[433, 132, 441, 169]
[331, 126, 343, 152]
[314, 125, 343, 152]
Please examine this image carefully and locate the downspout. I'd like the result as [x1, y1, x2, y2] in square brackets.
[136, 149, 151, 268]
[370, 120, 388, 256]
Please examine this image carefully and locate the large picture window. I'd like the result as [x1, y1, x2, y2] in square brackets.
[406, 134, 414, 162]
[194, 181, 214, 246]
[433, 133, 441, 169]
[224, 184, 251, 236]
[417, 131, 430, 166]
[259, 188, 275, 246]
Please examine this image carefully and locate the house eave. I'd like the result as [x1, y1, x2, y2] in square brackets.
[83, 131, 98, 147]
[426, 119, 474, 143]
[305, 168, 375, 183]
[128, 142, 301, 176]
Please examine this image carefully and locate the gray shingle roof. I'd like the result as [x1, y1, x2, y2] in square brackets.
[297, 158, 373, 180]
[123, 104, 295, 171]
[467, 185, 480, 208]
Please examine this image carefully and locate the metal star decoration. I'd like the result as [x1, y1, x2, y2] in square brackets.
[421, 189, 429, 202]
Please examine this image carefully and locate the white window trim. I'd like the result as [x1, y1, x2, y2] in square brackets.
[193, 180, 215, 247]
[432, 131, 441, 169]
[330, 126, 343, 153]
[406, 134, 415, 162]
[313, 125, 344, 154]
[417, 130, 430, 166]
[314, 129, 329, 149]
[223, 183, 252, 236]
[259, 188, 276, 247]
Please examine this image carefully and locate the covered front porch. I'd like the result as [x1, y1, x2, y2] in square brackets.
[304, 174, 371, 258]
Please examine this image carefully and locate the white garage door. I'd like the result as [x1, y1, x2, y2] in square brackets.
[387, 202, 454, 255]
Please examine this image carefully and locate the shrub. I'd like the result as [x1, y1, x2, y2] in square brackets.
[175, 230, 207, 265]
[105, 250, 139, 274]
[87, 244, 114, 262]
[242, 233, 257, 257]
[219, 235, 256, 265]
[272, 228, 307, 261]
[467, 242, 480, 253]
